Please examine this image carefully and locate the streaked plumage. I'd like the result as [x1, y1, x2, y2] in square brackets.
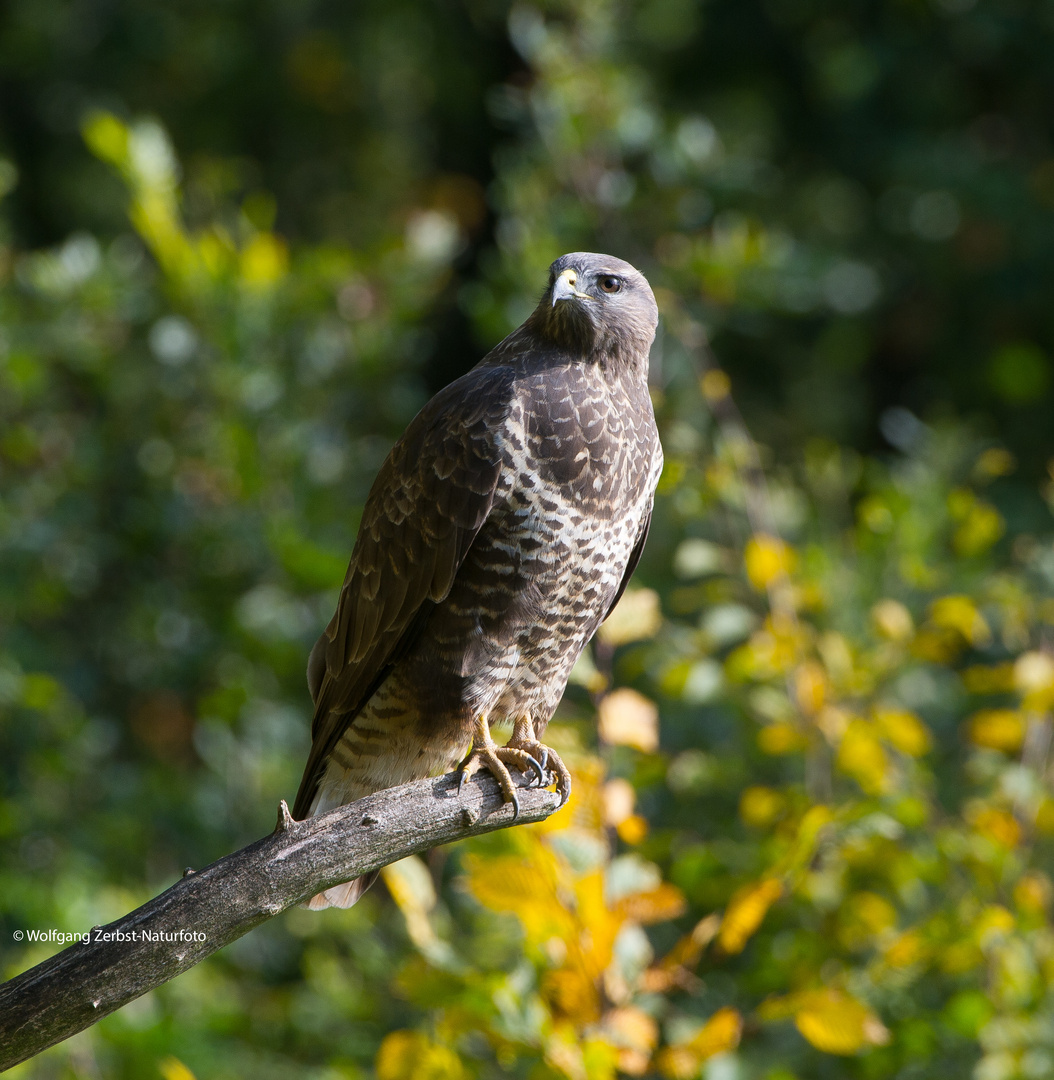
[294, 252, 662, 908]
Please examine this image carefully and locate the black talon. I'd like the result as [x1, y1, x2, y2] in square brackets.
[537, 747, 549, 772]
[522, 754, 545, 786]
[509, 789, 521, 820]
[458, 767, 469, 795]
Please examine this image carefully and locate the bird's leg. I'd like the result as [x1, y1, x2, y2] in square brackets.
[457, 713, 546, 819]
[505, 716, 573, 808]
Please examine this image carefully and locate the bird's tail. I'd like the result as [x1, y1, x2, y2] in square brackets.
[305, 870, 379, 910]
[299, 766, 382, 909]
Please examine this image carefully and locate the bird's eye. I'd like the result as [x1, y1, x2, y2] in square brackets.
[598, 275, 622, 294]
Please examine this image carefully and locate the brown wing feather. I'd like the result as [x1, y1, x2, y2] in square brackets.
[602, 502, 652, 624]
[292, 370, 510, 819]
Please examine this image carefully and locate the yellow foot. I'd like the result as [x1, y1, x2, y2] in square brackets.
[508, 717, 572, 808]
[458, 715, 546, 819]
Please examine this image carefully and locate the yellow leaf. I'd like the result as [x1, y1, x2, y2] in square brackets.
[836, 720, 889, 795]
[159, 1059, 197, 1080]
[797, 804, 834, 848]
[939, 940, 983, 974]
[871, 599, 914, 642]
[1037, 798, 1054, 834]
[874, 708, 932, 757]
[197, 229, 233, 277]
[739, 785, 786, 828]
[656, 1008, 742, 1078]
[974, 904, 1015, 949]
[1014, 651, 1054, 709]
[691, 1007, 742, 1057]
[757, 722, 807, 755]
[884, 929, 928, 968]
[1014, 872, 1053, 916]
[83, 111, 130, 168]
[575, 871, 619, 969]
[534, 756, 607, 835]
[962, 663, 1017, 694]
[603, 777, 636, 826]
[376, 1031, 467, 1080]
[617, 814, 649, 844]
[967, 709, 1025, 752]
[646, 913, 721, 989]
[969, 806, 1021, 848]
[815, 704, 849, 742]
[929, 595, 991, 646]
[545, 967, 602, 1025]
[718, 878, 782, 953]
[615, 882, 687, 925]
[602, 1006, 659, 1052]
[598, 688, 659, 752]
[911, 628, 961, 664]
[598, 588, 662, 646]
[701, 368, 731, 403]
[240, 232, 288, 287]
[616, 1049, 650, 1078]
[793, 990, 889, 1055]
[568, 647, 608, 694]
[727, 617, 805, 680]
[20, 673, 63, 712]
[858, 496, 893, 533]
[975, 447, 1016, 478]
[793, 661, 827, 715]
[382, 855, 438, 951]
[951, 494, 1004, 556]
[656, 1046, 697, 1080]
[744, 534, 797, 590]
[465, 846, 574, 945]
[839, 891, 897, 950]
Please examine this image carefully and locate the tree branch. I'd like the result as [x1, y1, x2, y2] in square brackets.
[0, 772, 561, 1071]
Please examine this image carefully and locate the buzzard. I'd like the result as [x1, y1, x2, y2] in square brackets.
[293, 252, 663, 908]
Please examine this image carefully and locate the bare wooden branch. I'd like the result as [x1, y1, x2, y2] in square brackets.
[0, 772, 561, 1071]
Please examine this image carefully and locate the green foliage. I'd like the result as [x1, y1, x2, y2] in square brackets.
[3, 2, 1054, 1079]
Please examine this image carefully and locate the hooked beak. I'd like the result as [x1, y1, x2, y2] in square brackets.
[551, 267, 590, 307]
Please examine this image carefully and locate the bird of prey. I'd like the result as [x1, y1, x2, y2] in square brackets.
[293, 252, 663, 908]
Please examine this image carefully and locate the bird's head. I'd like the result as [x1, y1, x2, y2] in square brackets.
[529, 252, 658, 367]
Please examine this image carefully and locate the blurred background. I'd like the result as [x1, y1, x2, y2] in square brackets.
[3, 0, 1054, 1077]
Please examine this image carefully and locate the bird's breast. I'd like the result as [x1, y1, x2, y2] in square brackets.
[511, 369, 657, 511]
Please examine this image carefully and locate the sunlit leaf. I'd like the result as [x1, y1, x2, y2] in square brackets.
[968, 806, 1021, 848]
[1014, 650, 1054, 709]
[745, 534, 797, 589]
[597, 687, 659, 752]
[793, 660, 827, 715]
[240, 232, 289, 287]
[376, 1031, 468, 1080]
[159, 1059, 198, 1080]
[739, 785, 786, 827]
[717, 878, 782, 953]
[794, 990, 889, 1055]
[966, 709, 1025, 752]
[836, 719, 890, 794]
[597, 587, 663, 645]
[883, 929, 929, 968]
[871, 599, 914, 642]
[928, 595, 991, 646]
[874, 708, 932, 756]
[760, 990, 888, 1055]
[656, 1007, 742, 1078]
[1013, 871, 1053, 916]
[757, 721, 808, 754]
[962, 663, 1017, 694]
[614, 882, 687, 925]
